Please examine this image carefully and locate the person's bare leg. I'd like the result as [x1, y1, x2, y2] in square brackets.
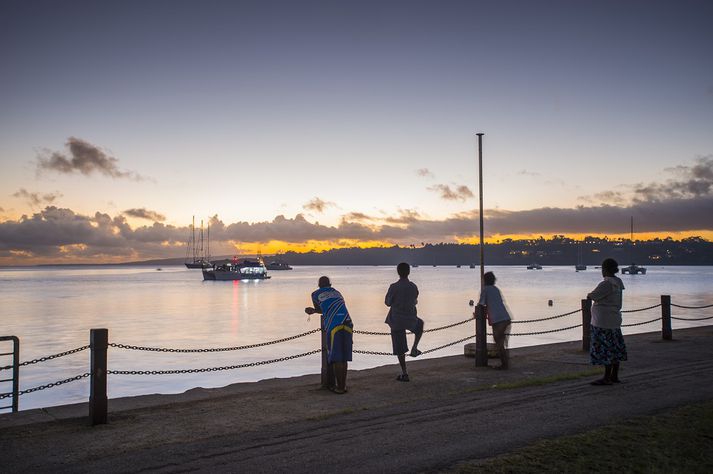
[410, 330, 423, 357]
[333, 362, 347, 393]
[493, 322, 508, 369]
[397, 354, 407, 375]
[611, 362, 620, 383]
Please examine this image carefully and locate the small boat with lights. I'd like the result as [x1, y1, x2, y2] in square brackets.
[202, 258, 270, 280]
[527, 263, 542, 270]
[266, 260, 293, 270]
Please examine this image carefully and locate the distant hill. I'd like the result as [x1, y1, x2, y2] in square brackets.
[123, 236, 713, 266]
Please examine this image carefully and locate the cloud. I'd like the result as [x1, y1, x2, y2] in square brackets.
[342, 212, 373, 222]
[12, 188, 63, 207]
[634, 155, 713, 201]
[578, 190, 627, 206]
[2, 194, 712, 264]
[517, 169, 541, 177]
[36, 137, 147, 181]
[427, 184, 474, 201]
[416, 168, 435, 178]
[123, 208, 166, 222]
[303, 197, 336, 213]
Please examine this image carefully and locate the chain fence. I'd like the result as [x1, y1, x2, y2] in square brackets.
[0, 373, 89, 400]
[108, 328, 320, 353]
[671, 303, 713, 309]
[511, 308, 580, 324]
[107, 350, 321, 376]
[621, 304, 662, 313]
[3, 298, 710, 400]
[671, 315, 713, 321]
[0, 345, 89, 372]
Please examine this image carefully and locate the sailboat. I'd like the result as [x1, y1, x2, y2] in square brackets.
[575, 243, 586, 271]
[621, 217, 647, 275]
[185, 217, 211, 269]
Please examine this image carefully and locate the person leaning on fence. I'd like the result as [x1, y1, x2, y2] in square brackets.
[587, 258, 627, 386]
[305, 276, 353, 394]
[477, 271, 512, 370]
[385, 262, 424, 382]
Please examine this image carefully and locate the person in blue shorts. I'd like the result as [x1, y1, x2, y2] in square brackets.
[385, 262, 424, 382]
[305, 276, 353, 394]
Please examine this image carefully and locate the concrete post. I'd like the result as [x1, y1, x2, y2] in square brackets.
[661, 295, 672, 340]
[475, 305, 488, 367]
[581, 299, 592, 352]
[89, 328, 108, 425]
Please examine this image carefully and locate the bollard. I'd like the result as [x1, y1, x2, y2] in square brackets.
[89, 328, 108, 425]
[581, 299, 592, 352]
[320, 318, 334, 389]
[475, 305, 488, 367]
[661, 295, 672, 340]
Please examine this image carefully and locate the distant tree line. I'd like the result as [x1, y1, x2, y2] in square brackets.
[277, 236, 713, 266]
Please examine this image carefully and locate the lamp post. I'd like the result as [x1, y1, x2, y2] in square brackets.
[475, 132, 487, 367]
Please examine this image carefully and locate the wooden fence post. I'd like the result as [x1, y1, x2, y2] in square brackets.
[475, 305, 488, 367]
[661, 295, 672, 340]
[581, 299, 591, 352]
[320, 318, 334, 389]
[89, 328, 108, 425]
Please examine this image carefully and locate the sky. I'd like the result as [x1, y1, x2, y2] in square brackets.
[1, 0, 712, 263]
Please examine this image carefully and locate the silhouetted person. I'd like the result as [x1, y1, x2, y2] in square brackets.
[305, 276, 352, 394]
[587, 258, 627, 385]
[478, 271, 512, 369]
[385, 262, 424, 381]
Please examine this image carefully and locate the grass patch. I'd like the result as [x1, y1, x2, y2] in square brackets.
[455, 369, 602, 395]
[451, 400, 713, 473]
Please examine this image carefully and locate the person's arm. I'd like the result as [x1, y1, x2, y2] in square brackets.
[587, 281, 611, 302]
[385, 284, 394, 307]
[305, 293, 323, 315]
[478, 288, 487, 307]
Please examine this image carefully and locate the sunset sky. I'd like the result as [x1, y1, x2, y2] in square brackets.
[1, 0, 712, 264]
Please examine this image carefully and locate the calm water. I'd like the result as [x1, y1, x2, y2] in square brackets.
[1, 265, 712, 411]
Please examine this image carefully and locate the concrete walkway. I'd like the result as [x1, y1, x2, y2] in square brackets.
[2, 326, 713, 473]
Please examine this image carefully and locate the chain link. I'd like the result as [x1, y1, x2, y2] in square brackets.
[109, 329, 321, 353]
[671, 315, 713, 321]
[505, 323, 583, 336]
[512, 308, 580, 324]
[671, 303, 713, 309]
[621, 304, 662, 313]
[353, 316, 475, 336]
[107, 349, 321, 375]
[422, 335, 475, 354]
[0, 373, 90, 399]
[621, 317, 661, 327]
[0, 345, 90, 372]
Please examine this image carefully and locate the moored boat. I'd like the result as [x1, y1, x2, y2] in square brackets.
[265, 261, 293, 270]
[202, 258, 270, 280]
[527, 263, 542, 270]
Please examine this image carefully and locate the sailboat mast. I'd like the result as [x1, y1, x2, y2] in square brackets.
[192, 216, 197, 262]
[206, 223, 211, 262]
[200, 219, 204, 260]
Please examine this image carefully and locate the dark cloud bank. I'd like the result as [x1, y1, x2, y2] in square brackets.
[2, 156, 711, 262]
[1, 196, 711, 262]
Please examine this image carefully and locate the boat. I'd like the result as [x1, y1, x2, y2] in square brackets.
[527, 263, 542, 270]
[185, 217, 211, 269]
[456, 265, 461, 268]
[265, 260, 293, 270]
[575, 244, 587, 271]
[469, 264, 475, 269]
[622, 264, 647, 275]
[622, 216, 647, 275]
[202, 257, 270, 281]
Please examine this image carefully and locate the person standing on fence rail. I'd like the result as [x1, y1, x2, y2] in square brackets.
[587, 258, 627, 386]
[385, 262, 424, 382]
[477, 271, 512, 370]
[305, 276, 353, 394]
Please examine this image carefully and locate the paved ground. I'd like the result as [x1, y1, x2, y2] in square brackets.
[2, 326, 713, 473]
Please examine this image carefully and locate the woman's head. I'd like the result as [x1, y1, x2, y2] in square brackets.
[601, 258, 619, 276]
[484, 271, 496, 286]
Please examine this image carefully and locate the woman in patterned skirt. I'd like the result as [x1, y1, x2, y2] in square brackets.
[587, 258, 627, 385]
